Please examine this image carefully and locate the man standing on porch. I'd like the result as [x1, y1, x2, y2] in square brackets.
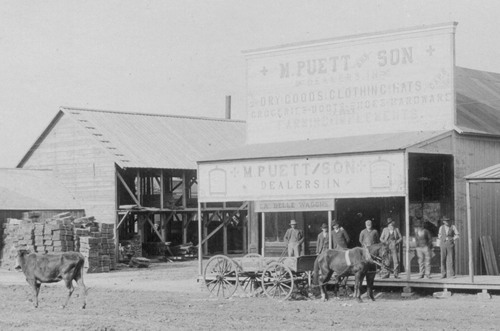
[415, 220, 433, 279]
[331, 220, 350, 249]
[359, 220, 380, 248]
[380, 218, 402, 278]
[316, 223, 329, 255]
[438, 216, 460, 278]
[284, 219, 303, 257]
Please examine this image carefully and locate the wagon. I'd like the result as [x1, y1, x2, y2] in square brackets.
[203, 253, 318, 300]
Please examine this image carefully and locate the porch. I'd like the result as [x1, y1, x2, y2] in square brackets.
[349, 272, 500, 293]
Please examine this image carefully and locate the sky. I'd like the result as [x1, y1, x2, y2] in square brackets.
[1, 0, 500, 167]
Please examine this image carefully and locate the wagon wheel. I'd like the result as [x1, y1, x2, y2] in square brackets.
[261, 262, 294, 300]
[203, 255, 239, 299]
[238, 253, 265, 296]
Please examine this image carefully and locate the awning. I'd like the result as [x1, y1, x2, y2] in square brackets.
[199, 130, 450, 163]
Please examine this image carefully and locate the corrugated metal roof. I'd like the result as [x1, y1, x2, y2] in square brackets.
[199, 130, 450, 162]
[60, 107, 246, 169]
[465, 163, 500, 180]
[456, 66, 500, 136]
[0, 169, 83, 210]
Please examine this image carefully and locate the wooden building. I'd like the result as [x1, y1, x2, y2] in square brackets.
[18, 107, 246, 256]
[0, 168, 84, 262]
[198, 23, 500, 276]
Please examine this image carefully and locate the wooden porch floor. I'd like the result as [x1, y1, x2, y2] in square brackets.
[349, 273, 500, 292]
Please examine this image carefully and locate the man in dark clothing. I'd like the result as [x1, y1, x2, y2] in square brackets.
[415, 220, 433, 279]
[331, 220, 350, 249]
[316, 223, 329, 255]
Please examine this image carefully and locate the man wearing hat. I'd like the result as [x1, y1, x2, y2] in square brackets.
[380, 218, 402, 278]
[438, 216, 459, 278]
[331, 220, 350, 249]
[414, 219, 433, 279]
[316, 223, 329, 255]
[359, 219, 380, 248]
[284, 219, 303, 257]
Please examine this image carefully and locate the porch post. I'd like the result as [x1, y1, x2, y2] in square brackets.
[261, 213, 266, 257]
[198, 200, 202, 277]
[327, 210, 332, 249]
[405, 151, 411, 281]
[466, 180, 474, 283]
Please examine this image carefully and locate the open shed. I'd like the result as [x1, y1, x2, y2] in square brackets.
[18, 107, 246, 258]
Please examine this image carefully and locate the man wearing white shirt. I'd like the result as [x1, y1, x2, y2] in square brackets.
[438, 216, 459, 278]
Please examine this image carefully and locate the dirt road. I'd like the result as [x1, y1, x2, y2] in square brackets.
[1, 260, 499, 330]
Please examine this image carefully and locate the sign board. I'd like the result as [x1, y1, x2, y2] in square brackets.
[245, 23, 456, 144]
[198, 152, 405, 202]
[255, 199, 334, 212]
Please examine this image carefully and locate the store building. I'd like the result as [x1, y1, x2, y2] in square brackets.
[198, 22, 500, 277]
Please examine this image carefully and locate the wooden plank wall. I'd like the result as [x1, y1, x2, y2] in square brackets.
[454, 134, 500, 275]
[21, 116, 116, 223]
[469, 183, 500, 275]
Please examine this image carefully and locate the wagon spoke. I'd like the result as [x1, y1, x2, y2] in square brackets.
[261, 262, 294, 301]
[203, 255, 239, 299]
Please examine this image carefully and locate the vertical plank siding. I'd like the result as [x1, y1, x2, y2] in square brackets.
[454, 134, 500, 274]
[469, 183, 500, 275]
[21, 116, 116, 223]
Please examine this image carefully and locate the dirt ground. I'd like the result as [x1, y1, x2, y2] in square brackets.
[1, 260, 500, 331]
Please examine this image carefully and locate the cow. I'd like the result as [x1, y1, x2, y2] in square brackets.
[15, 250, 88, 308]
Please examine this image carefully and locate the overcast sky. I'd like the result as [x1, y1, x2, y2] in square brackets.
[1, 0, 500, 167]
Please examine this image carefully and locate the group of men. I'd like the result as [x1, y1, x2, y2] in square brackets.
[284, 216, 459, 279]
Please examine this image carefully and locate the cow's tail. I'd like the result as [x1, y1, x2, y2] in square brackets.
[75, 254, 87, 291]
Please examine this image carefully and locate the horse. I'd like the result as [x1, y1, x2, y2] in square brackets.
[313, 243, 391, 302]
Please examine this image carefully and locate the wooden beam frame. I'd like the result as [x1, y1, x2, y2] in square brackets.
[116, 170, 141, 206]
[146, 215, 164, 242]
[117, 210, 131, 230]
[199, 203, 248, 247]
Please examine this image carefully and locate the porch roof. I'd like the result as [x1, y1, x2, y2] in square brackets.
[465, 163, 500, 180]
[198, 130, 450, 163]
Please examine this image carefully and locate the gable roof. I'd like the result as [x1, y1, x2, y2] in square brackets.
[0, 169, 82, 210]
[19, 107, 246, 170]
[455, 66, 500, 136]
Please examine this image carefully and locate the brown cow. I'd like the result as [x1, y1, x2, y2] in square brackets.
[15, 250, 87, 308]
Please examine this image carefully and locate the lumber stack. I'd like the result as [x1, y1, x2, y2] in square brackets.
[480, 235, 500, 275]
[1, 213, 116, 274]
[1, 219, 31, 270]
[129, 234, 143, 258]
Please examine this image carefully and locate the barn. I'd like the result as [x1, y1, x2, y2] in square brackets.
[17, 107, 247, 257]
[198, 22, 500, 278]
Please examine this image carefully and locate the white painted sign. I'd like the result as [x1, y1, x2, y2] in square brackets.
[255, 199, 334, 212]
[198, 152, 405, 202]
[245, 23, 456, 144]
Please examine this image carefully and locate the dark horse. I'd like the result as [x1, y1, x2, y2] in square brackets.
[313, 243, 391, 302]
